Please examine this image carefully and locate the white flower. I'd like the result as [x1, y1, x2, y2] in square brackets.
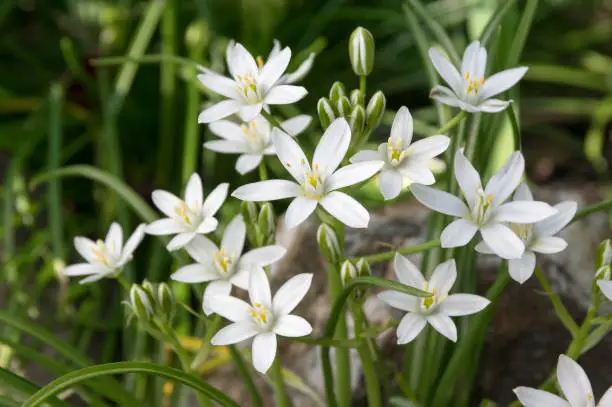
[429, 41, 528, 113]
[476, 183, 577, 283]
[411, 150, 557, 259]
[210, 268, 313, 373]
[205, 114, 312, 175]
[514, 354, 612, 407]
[146, 174, 228, 251]
[267, 39, 315, 85]
[197, 41, 308, 123]
[62, 222, 146, 284]
[350, 106, 449, 200]
[171, 215, 286, 315]
[232, 118, 384, 229]
[598, 280, 612, 302]
[378, 255, 490, 343]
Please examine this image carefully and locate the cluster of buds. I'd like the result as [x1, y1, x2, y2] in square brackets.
[341, 258, 372, 304]
[317, 223, 342, 264]
[241, 201, 276, 247]
[127, 280, 175, 324]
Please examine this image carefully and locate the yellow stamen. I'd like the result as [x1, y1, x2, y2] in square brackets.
[256, 56, 264, 68]
[249, 303, 268, 324]
[464, 71, 470, 80]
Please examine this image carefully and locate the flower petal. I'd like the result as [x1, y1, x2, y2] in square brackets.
[426, 313, 457, 342]
[480, 67, 528, 100]
[600, 387, 612, 407]
[196, 217, 218, 234]
[430, 85, 462, 108]
[232, 180, 300, 201]
[461, 41, 483, 77]
[229, 268, 250, 290]
[350, 149, 382, 163]
[241, 246, 286, 268]
[264, 85, 308, 105]
[185, 235, 218, 263]
[118, 224, 146, 266]
[410, 184, 469, 217]
[105, 223, 123, 257]
[378, 290, 419, 312]
[62, 263, 107, 276]
[236, 154, 262, 175]
[495, 201, 557, 223]
[249, 268, 272, 308]
[79, 271, 113, 284]
[202, 183, 229, 217]
[390, 106, 414, 146]
[204, 139, 248, 154]
[239, 103, 264, 122]
[320, 191, 370, 228]
[284, 197, 317, 229]
[480, 223, 524, 259]
[484, 151, 525, 204]
[597, 280, 612, 302]
[508, 251, 536, 284]
[475, 98, 511, 113]
[167, 232, 196, 251]
[145, 218, 186, 235]
[252, 332, 277, 374]
[151, 190, 182, 218]
[378, 170, 403, 200]
[394, 253, 425, 287]
[74, 237, 98, 263]
[272, 273, 313, 315]
[429, 259, 457, 295]
[440, 294, 490, 316]
[185, 173, 203, 210]
[172, 264, 218, 283]
[208, 120, 244, 141]
[273, 315, 312, 337]
[454, 149, 481, 208]
[532, 236, 568, 254]
[280, 115, 312, 137]
[396, 313, 427, 344]
[259, 47, 291, 88]
[407, 135, 450, 161]
[514, 182, 534, 201]
[327, 161, 384, 191]
[272, 128, 310, 183]
[313, 118, 351, 177]
[402, 165, 435, 185]
[428, 48, 463, 94]
[557, 354, 593, 407]
[219, 215, 246, 259]
[513, 387, 571, 407]
[202, 280, 233, 315]
[229, 43, 258, 78]
[441, 219, 478, 248]
[211, 322, 258, 346]
[475, 240, 494, 254]
[198, 100, 242, 123]
[197, 73, 241, 99]
[535, 201, 577, 237]
[280, 52, 315, 85]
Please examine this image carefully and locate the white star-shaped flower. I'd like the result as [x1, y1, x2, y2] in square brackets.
[210, 268, 313, 374]
[411, 149, 557, 259]
[198, 41, 307, 123]
[232, 118, 384, 229]
[62, 222, 146, 284]
[350, 106, 449, 200]
[476, 183, 577, 283]
[266, 39, 315, 85]
[145, 173, 228, 251]
[378, 255, 490, 343]
[204, 114, 311, 175]
[429, 41, 528, 113]
[514, 354, 612, 407]
[171, 215, 286, 315]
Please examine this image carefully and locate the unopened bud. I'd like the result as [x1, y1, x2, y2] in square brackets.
[596, 239, 612, 269]
[317, 98, 336, 130]
[129, 285, 154, 321]
[348, 105, 366, 136]
[340, 260, 357, 286]
[141, 279, 155, 296]
[596, 266, 611, 281]
[157, 283, 176, 320]
[365, 91, 386, 132]
[349, 27, 375, 77]
[355, 258, 371, 277]
[241, 201, 259, 224]
[185, 19, 210, 50]
[317, 223, 341, 264]
[350, 89, 365, 107]
[329, 82, 346, 104]
[336, 96, 352, 117]
[258, 203, 276, 243]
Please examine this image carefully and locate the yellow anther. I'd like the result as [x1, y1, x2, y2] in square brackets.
[300, 158, 306, 166]
[464, 72, 470, 80]
[256, 56, 264, 68]
[423, 287, 437, 309]
[250, 303, 268, 324]
[313, 163, 319, 170]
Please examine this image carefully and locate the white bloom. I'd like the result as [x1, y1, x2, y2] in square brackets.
[146, 174, 228, 251]
[171, 215, 286, 315]
[476, 183, 577, 283]
[378, 255, 490, 343]
[197, 41, 308, 123]
[411, 150, 557, 259]
[205, 114, 312, 175]
[598, 280, 612, 302]
[350, 106, 450, 200]
[232, 118, 384, 229]
[514, 354, 612, 407]
[429, 41, 528, 113]
[210, 268, 313, 373]
[267, 40, 315, 85]
[62, 222, 146, 284]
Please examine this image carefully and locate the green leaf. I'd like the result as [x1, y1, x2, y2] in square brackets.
[479, 0, 518, 46]
[507, 0, 538, 66]
[21, 362, 240, 407]
[0, 368, 68, 407]
[524, 65, 609, 91]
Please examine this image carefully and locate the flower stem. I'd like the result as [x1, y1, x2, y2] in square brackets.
[534, 266, 579, 336]
[229, 345, 264, 407]
[348, 239, 441, 263]
[353, 307, 382, 407]
[190, 314, 222, 371]
[261, 110, 289, 135]
[571, 197, 612, 224]
[270, 354, 292, 407]
[433, 110, 467, 136]
[359, 75, 367, 97]
[258, 160, 268, 181]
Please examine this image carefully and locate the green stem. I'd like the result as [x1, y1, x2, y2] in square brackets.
[270, 354, 292, 407]
[359, 75, 366, 97]
[261, 110, 289, 135]
[534, 267, 579, 336]
[258, 160, 268, 181]
[349, 239, 441, 263]
[571, 198, 612, 224]
[434, 110, 467, 136]
[353, 308, 381, 407]
[48, 83, 64, 260]
[228, 346, 263, 407]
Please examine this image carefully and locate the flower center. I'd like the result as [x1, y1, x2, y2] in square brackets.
[250, 303, 271, 328]
[91, 239, 114, 267]
[387, 138, 408, 166]
[241, 121, 268, 152]
[213, 249, 235, 275]
[174, 201, 201, 230]
[420, 282, 447, 313]
[236, 71, 261, 103]
[301, 163, 325, 200]
[464, 72, 484, 94]
[510, 223, 533, 243]
[471, 188, 495, 226]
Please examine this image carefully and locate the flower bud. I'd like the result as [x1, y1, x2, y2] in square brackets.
[185, 19, 210, 50]
[129, 285, 154, 322]
[355, 258, 371, 277]
[350, 89, 365, 107]
[317, 223, 341, 264]
[596, 239, 612, 269]
[336, 96, 352, 117]
[258, 203, 276, 244]
[157, 283, 176, 321]
[340, 260, 357, 286]
[317, 98, 336, 130]
[329, 81, 346, 104]
[365, 90, 386, 132]
[241, 201, 259, 225]
[349, 27, 375, 77]
[348, 105, 366, 136]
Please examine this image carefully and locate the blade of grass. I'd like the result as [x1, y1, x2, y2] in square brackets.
[47, 83, 64, 261]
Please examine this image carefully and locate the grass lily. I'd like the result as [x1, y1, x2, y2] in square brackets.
[267, 39, 315, 85]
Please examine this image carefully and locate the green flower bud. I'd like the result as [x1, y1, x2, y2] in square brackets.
[365, 90, 386, 132]
[350, 89, 365, 107]
[329, 81, 346, 104]
[336, 96, 352, 117]
[596, 266, 611, 282]
[129, 285, 154, 322]
[317, 97, 336, 130]
[340, 260, 357, 286]
[317, 223, 341, 264]
[258, 203, 276, 244]
[348, 105, 366, 136]
[241, 201, 259, 224]
[157, 283, 176, 321]
[355, 258, 371, 277]
[349, 27, 375, 77]
[185, 19, 210, 50]
[596, 239, 612, 269]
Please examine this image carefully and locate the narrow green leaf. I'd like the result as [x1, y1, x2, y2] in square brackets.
[507, 0, 538, 66]
[524, 65, 608, 91]
[479, 0, 518, 46]
[0, 368, 68, 407]
[47, 83, 64, 259]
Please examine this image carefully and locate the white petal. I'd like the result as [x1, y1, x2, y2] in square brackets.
[229, 268, 250, 290]
[396, 313, 427, 344]
[600, 388, 612, 407]
[284, 197, 317, 229]
[350, 149, 382, 163]
[280, 115, 312, 136]
[204, 139, 248, 154]
[268, 39, 281, 59]
[196, 217, 218, 234]
[461, 41, 483, 77]
[151, 190, 182, 218]
[484, 151, 525, 204]
[198, 100, 242, 123]
[453, 148, 481, 208]
[232, 180, 300, 201]
[440, 294, 490, 316]
[402, 165, 435, 186]
[225, 40, 237, 69]
[221, 215, 246, 257]
[514, 182, 534, 201]
[495, 201, 557, 224]
[320, 191, 369, 228]
[513, 387, 571, 407]
[211, 322, 258, 345]
[118, 224, 146, 266]
[272, 128, 310, 183]
[378, 290, 419, 312]
[480, 223, 524, 260]
[252, 332, 277, 374]
[410, 184, 469, 217]
[239, 103, 263, 122]
[208, 120, 244, 141]
[79, 271, 113, 284]
[480, 67, 528, 100]
[379, 170, 403, 200]
[280, 52, 315, 84]
[597, 280, 612, 301]
[202, 183, 229, 217]
[535, 201, 577, 237]
[249, 268, 272, 308]
[61, 263, 107, 276]
[197, 73, 241, 99]
[394, 253, 425, 287]
[407, 135, 450, 161]
[557, 354, 593, 407]
[428, 48, 463, 94]
[172, 264, 218, 283]
[264, 85, 308, 105]
[327, 161, 384, 191]
[390, 106, 413, 146]
[241, 246, 286, 268]
[532, 236, 568, 254]
[145, 218, 186, 235]
[475, 240, 495, 254]
[426, 313, 457, 342]
[228, 43, 258, 78]
[475, 98, 511, 113]
[313, 118, 351, 177]
[273, 315, 312, 337]
[185, 235, 218, 263]
[441, 219, 478, 248]
[236, 154, 262, 174]
[105, 223, 123, 257]
[167, 232, 196, 251]
[430, 85, 462, 108]
[207, 290, 250, 321]
[259, 47, 291, 88]
[74, 237, 98, 263]
[508, 251, 536, 284]
[272, 273, 312, 315]
[185, 173, 204, 211]
[429, 259, 457, 295]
